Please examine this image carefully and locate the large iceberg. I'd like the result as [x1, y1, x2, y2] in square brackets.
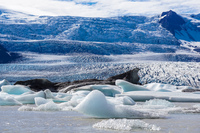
[75, 90, 163, 118]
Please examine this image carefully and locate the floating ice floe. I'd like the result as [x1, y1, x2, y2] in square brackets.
[1, 85, 32, 95]
[75, 90, 164, 118]
[144, 83, 197, 92]
[144, 83, 175, 92]
[116, 91, 200, 102]
[93, 119, 161, 131]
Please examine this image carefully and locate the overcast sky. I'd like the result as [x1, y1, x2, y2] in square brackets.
[0, 0, 200, 17]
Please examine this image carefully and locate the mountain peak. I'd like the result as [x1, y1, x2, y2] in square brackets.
[159, 10, 185, 35]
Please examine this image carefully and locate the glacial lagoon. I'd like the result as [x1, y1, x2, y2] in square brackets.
[1, 53, 200, 132]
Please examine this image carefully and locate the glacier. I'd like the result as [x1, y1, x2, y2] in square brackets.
[0, 8, 200, 56]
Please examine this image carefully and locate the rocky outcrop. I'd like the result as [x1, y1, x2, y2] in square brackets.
[107, 68, 140, 84]
[15, 79, 57, 92]
[15, 68, 140, 92]
[0, 44, 21, 63]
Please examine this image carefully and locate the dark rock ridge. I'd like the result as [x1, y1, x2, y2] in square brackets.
[159, 10, 186, 35]
[15, 78, 58, 92]
[15, 68, 140, 92]
[0, 44, 21, 63]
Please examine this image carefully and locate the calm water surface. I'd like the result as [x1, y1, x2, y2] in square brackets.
[0, 103, 200, 133]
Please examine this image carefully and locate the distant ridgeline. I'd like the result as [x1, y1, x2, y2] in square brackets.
[0, 9, 200, 55]
[0, 44, 21, 63]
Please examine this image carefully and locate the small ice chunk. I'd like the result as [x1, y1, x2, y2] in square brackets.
[18, 105, 35, 111]
[144, 99, 175, 109]
[107, 96, 135, 106]
[1, 85, 32, 95]
[19, 98, 61, 111]
[116, 80, 149, 92]
[44, 89, 72, 102]
[0, 79, 11, 90]
[123, 96, 135, 105]
[18, 101, 61, 111]
[93, 119, 161, 131]
[35, 101, 61, 111]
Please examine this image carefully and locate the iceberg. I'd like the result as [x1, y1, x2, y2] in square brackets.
[44, 89, 72, 102]
[1, 85, 32, 95]
[19, 97, 61, 111]
[0, 93, 22, 106]
[144, 83, 175, 92]
[93, 119, 161, 131]
[115, 80, 149, 92]
[116, 91, 200, 102]
[0, 79, 10, 89]
[14, 91, 45, 104]
[34, 97, 53, 106]
[75, 90, 164, 118]
[71, 85, 122, 97]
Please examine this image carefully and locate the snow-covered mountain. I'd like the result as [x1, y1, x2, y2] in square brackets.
[0, 8, 200, 56]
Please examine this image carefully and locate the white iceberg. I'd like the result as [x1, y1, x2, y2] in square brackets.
[115, 80, 149, 92]
[75, 90, 163, 118]
[0, 93, 22, 106]
[1, 85, 32, 95]
[15, 91, 45, 104]
[93, 119, 161, 131]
